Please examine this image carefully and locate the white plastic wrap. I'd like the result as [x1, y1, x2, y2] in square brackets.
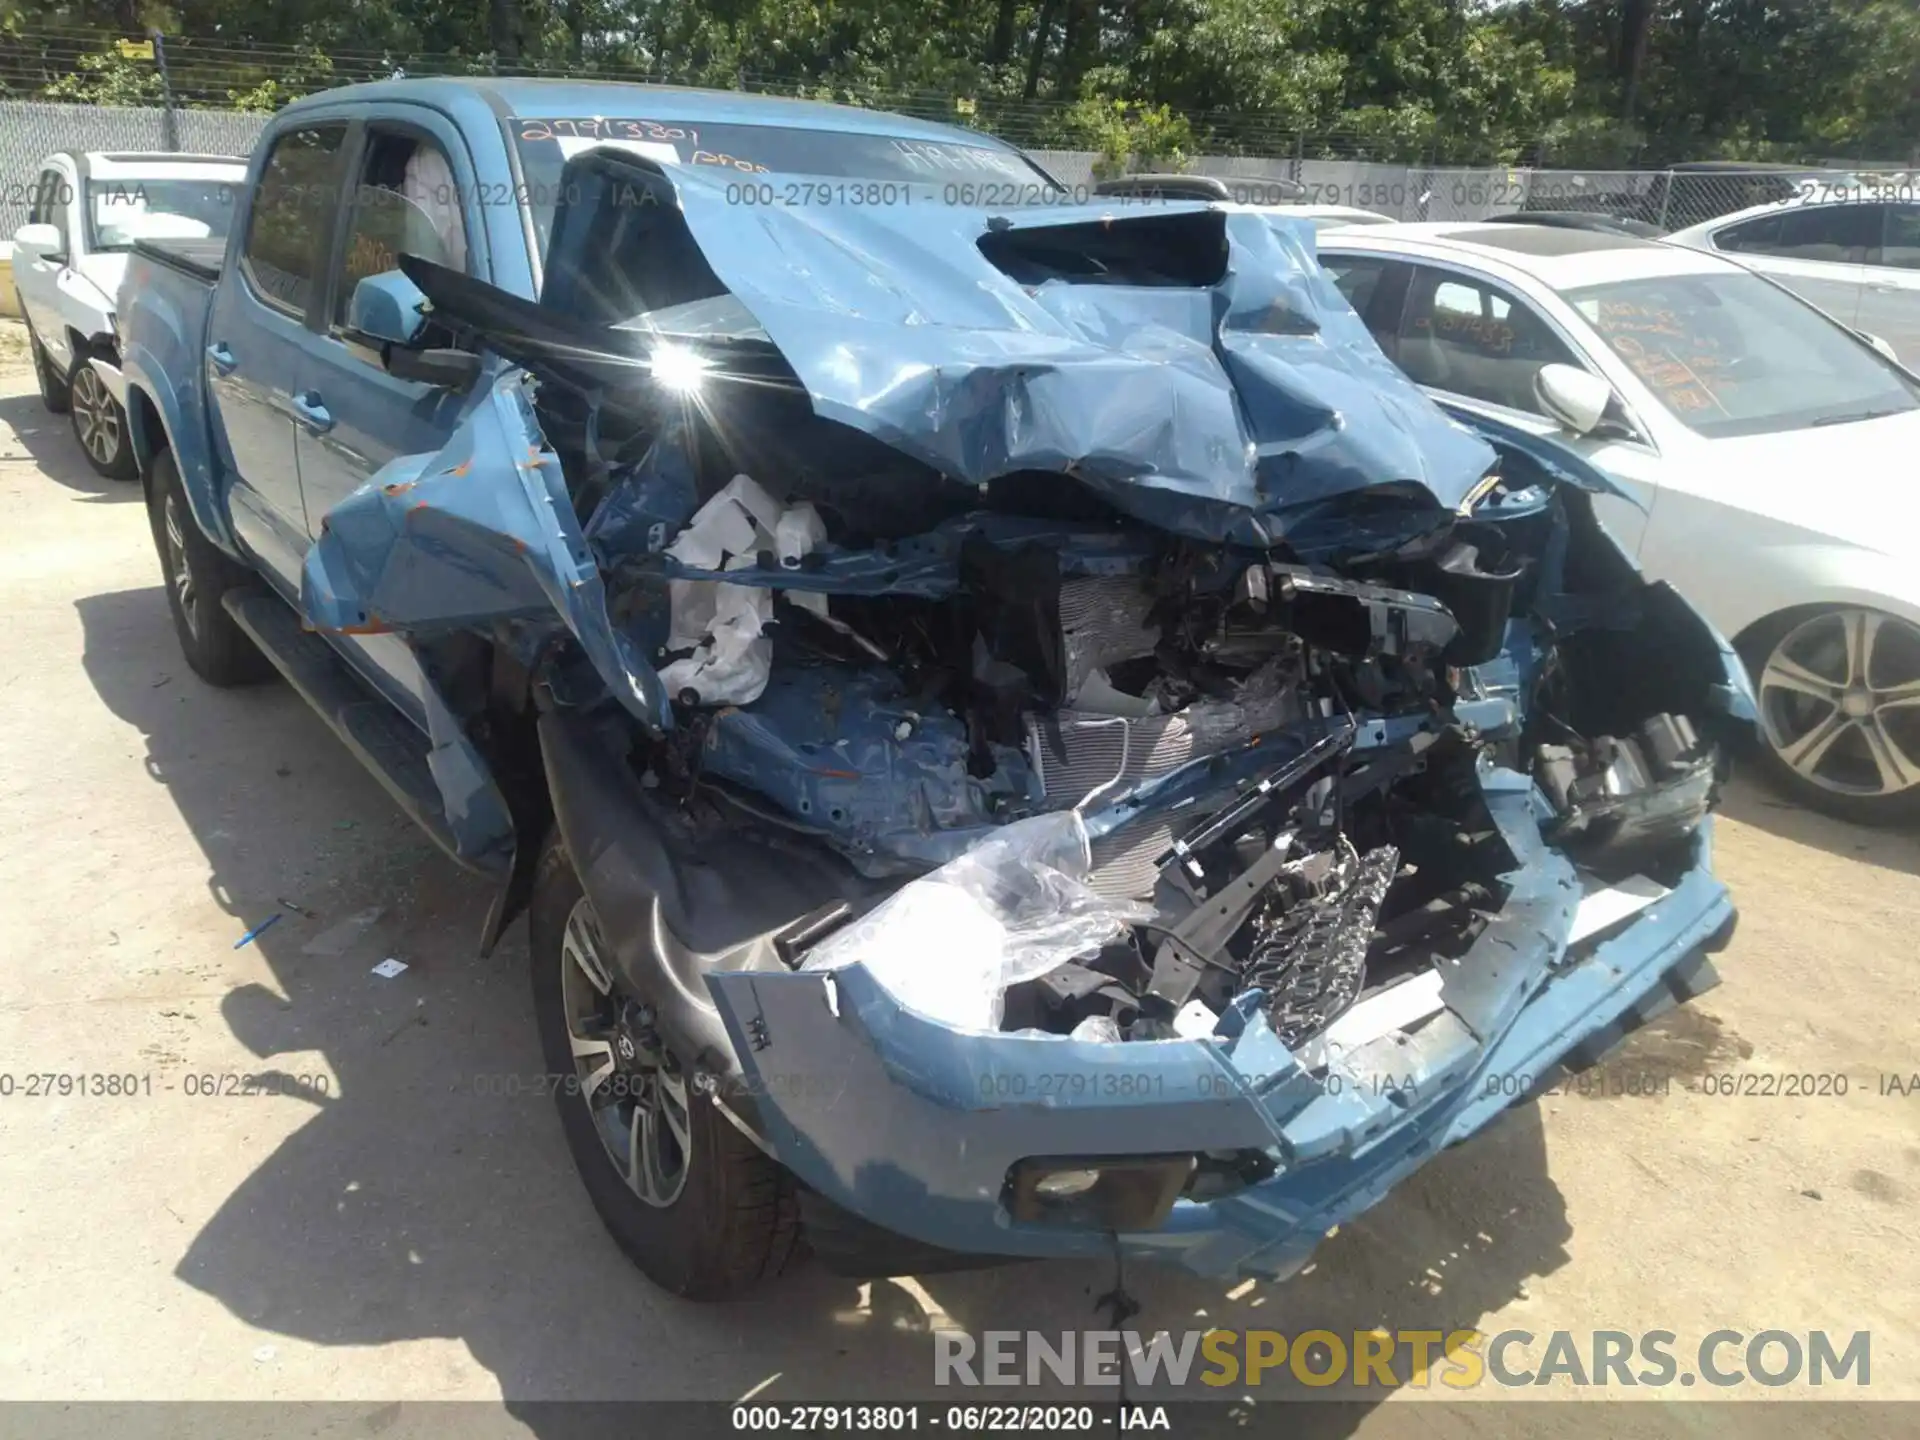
[658, 475, 826, 706]
[801, 811, 1152, 1033]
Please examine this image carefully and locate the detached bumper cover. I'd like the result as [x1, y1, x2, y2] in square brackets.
[708, 774, 1732, 1282]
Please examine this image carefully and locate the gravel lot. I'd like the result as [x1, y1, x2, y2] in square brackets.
[1, 348, 1916, 1435]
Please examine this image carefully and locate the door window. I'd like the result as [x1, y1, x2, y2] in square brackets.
[1322, 255, 1389, 321]
[29, 167, 72, 255]
[240, 125, 349, 318]
[330, 128, 470, 340]
[1716, 204, 1880, 263]
[1394, 266, 1580, 415]
[1875, 204, 1920, 272]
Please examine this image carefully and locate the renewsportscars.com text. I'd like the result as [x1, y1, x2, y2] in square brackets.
[934, 1328, 1871, 1390]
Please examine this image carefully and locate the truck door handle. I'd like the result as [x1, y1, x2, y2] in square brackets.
[290, 391, 334, 434]
[206, 342, 236, 375]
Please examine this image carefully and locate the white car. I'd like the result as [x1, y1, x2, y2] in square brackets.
[1256, 202, 1396, 232]
[1666, 192, 1920, 365]
[13, 150, 246, 478]
[1317, 221, 1920, 823]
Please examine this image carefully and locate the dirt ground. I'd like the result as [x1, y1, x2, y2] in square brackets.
[1, 346, 1917, 1435]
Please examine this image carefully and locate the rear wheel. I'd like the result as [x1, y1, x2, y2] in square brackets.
[146, 449, 272, 687]
[528, 834, 802, 1299]
[68, 354, 136, 479]
[1742, 606, 1920, 825]
[25, 316, 69, 414]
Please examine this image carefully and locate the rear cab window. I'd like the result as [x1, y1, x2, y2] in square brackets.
[241, 125, 349, 318]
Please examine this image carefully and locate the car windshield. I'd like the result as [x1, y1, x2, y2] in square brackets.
[511, 117, 1056, 251]
[86, 177, 238, 252]
[1562, 271, 1920, 437]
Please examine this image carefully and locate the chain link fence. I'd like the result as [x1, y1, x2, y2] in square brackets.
[5, 97, 1911, 242]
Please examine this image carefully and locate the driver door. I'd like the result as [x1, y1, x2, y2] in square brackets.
[293, 112, 485, 727]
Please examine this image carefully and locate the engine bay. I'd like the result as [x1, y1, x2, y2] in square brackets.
[598, 452, 1728, 1052]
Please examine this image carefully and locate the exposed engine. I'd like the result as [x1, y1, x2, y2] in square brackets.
[613, 461, 1729, 1051]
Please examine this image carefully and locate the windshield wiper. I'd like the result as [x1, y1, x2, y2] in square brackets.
[1810, 406, 1910, 428]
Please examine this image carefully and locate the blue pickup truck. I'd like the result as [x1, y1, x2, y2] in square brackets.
[121, 77, 1752, 1300]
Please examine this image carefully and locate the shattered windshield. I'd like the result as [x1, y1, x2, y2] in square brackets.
[510, 116, 1056, 253]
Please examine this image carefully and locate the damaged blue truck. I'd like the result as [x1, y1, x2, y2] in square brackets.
[120, 79, 1751, 1299]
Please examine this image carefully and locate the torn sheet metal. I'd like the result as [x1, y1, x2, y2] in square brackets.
[527, 157, 1500, 545]
[300, 371, 672, 729]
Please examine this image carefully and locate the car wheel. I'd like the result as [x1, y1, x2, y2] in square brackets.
[1742, 606, 1920, 825]
[528, 834, 802, 1299]
[146, 449, 273, 687]
[68, 355, 137, 480]
[25, 316, 70, 414]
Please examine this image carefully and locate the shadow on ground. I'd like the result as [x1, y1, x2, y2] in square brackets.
[1716, 771, 1920, 880]
[78, 582, 1576, 1430]
[0, 388, 140, 503]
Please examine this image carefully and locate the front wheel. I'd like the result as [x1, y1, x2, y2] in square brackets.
[528, 834, 802, 1299]
[69, 355, 136, 479]
[1743, 606, 1920, 825]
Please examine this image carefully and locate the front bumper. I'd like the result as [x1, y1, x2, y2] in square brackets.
[706, 769, 1734, 1282]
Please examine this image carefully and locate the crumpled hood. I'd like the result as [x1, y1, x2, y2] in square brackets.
[528, 153, 1498, 544]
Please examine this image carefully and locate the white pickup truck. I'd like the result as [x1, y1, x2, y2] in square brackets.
[12, 150, 245, 478]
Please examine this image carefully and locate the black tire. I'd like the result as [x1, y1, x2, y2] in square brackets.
[146, 449, 274, 687]
[1739, 608, 1920, 827]
[528, 833, 802, 1299]
[25, 315, 70, 414]
[67, 350, 137, 480]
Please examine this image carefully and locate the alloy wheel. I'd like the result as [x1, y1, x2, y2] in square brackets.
[163, 491, 200, 639]
[1757, 608, 1920, 799]
[559, 897, 691, 1208]
[70, 365, 123, 467]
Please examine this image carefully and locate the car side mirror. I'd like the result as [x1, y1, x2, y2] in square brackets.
[1534, 363, 1614, 437]
[348, 271, 430, 349]
[1856, 330, 1900, 363]
[12, 222, 65, 264]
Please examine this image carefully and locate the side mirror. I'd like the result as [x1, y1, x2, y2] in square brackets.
[12, 222, 64, 264]
[1857, 330, 1900, 363]
[347, 271, 429, 349]
[1534, 362, 1614, 437]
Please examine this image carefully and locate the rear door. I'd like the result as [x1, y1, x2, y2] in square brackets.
[1710, 203, 1875, 331]
[1860, 202, 1920, 366]
[292, 109, 487, 727]
[207, 122, 350, 588]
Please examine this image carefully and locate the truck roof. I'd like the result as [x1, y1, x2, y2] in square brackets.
[279, 77, 1027, 157]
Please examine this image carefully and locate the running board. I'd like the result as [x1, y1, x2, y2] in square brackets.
[224, 588, 508, 880]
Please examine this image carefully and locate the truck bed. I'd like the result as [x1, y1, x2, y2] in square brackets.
[131, 236, 225, 284]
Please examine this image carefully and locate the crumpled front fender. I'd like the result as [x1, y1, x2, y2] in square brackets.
[299, 370, 672, 730]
